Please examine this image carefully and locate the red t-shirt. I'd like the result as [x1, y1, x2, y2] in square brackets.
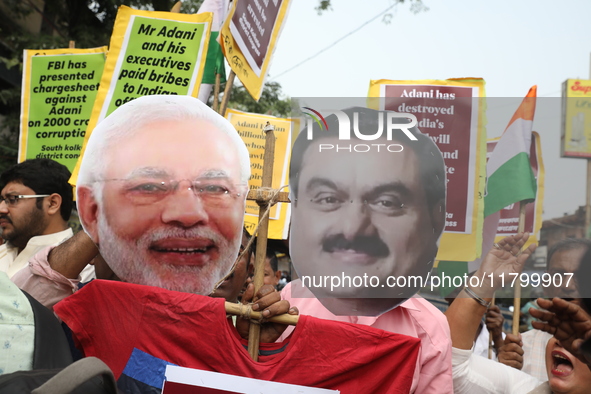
[55, 280, 419, 393]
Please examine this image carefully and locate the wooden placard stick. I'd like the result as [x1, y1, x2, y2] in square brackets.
[512, 202, 527, 335]
[224, 302, 298, 325]
[586, 159, 591, 238]
[212, 73, 221, 112]
[219, 70, 235, 116]
[246, 189, 290, 203]
[488, 295, 494, 359]
[247, 122, 276, 361]
[170, 1, 182, 13]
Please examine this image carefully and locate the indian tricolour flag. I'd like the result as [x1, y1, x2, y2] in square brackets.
[197, 0, 229, 103]
[440, 87, 539, 291]
[484, 86, 538, 217]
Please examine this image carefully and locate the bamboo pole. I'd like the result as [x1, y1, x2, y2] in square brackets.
[219, 70, 235, 116]
[212, 73, 221, 112]
[488, 295, 495, 359]
[246, 189, 290, 203]
[512, 202, 527, 335]
[586, 160, 591, 237]
[586, 54, 591, 238]
[225, 302, 298, 325]
[247, 123, 276, 361]
[170, 1, 182, 12]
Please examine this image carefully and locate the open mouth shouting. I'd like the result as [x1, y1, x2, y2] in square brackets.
[551, 350, 574, 377]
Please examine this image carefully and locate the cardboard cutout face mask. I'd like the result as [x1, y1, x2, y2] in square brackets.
[76, 95, 249, 296]
[288, 106, 446, 316]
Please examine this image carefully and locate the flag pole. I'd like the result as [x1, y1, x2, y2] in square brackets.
[586, 160, 591, 237]
[219, 70, 235, 116]
[488, 295, 495, 359]
[512, 202, 527, 335]
[170, 1, 181, 12]
[586, 53, 591, 238]
[212, 73, 221, 112]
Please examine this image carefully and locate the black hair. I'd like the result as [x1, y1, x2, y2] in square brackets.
[0, 159, 73, 221]
[266, 250, 278, 272]
[576, 246, 591, 308]
[289, 106, 446, 217]
[241, 227, 254, 259]
[249, 237, 279, 272]
[547, 238, 591, 270]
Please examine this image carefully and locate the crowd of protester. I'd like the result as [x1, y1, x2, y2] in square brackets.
[0, 96, 590, 394]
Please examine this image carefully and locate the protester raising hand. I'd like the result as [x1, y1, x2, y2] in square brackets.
[445, 233, 548, 394]
[446, 233, 536, 351]
[470, 232, 538, 300]
[531, 298, 591, 365]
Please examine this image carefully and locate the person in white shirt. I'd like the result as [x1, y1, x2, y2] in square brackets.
[0, 158, 77, 279]
[446, 233, 591, 394]
[498, 238, 591, 381]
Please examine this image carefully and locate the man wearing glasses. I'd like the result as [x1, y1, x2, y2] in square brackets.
[0, 158, 75, 278]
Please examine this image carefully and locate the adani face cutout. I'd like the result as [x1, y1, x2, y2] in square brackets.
[288, 107, 446, 316]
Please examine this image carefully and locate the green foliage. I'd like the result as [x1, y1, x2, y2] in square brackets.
[0, 0, 287, 174]
[1, 0, 413, 174]
[0, 85, 20, 171]
[226, 81, 291, 118]
[315, 0, 429, 20]
[314, 0, 332, 15]
[180, 0, 205, 14]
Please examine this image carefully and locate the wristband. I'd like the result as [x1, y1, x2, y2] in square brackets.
[463, 287, 491, 308]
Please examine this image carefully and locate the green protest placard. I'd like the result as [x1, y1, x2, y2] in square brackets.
[106, 15, 209, 114]
[70, 6, 212, 182]
[20, 47, 107, 171]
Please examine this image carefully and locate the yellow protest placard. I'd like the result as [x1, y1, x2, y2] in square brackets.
[220, 0, 292, 101]
[70, 6, 212, 184]
[562, 79, 591, 158]
[368, 78, 487, 262]
[225, 109, 294, 239]
[19, 47, 107, 171]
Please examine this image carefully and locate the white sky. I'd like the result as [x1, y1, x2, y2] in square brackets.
[264, 0, 591, 220]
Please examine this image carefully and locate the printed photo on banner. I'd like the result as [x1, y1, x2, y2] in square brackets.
[19, 47, 106, 171]
[225, 108, 293, 240]
[70, 6, 212, 184]
[368, 79, 487, 262]
[288, 100, 446, 314]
